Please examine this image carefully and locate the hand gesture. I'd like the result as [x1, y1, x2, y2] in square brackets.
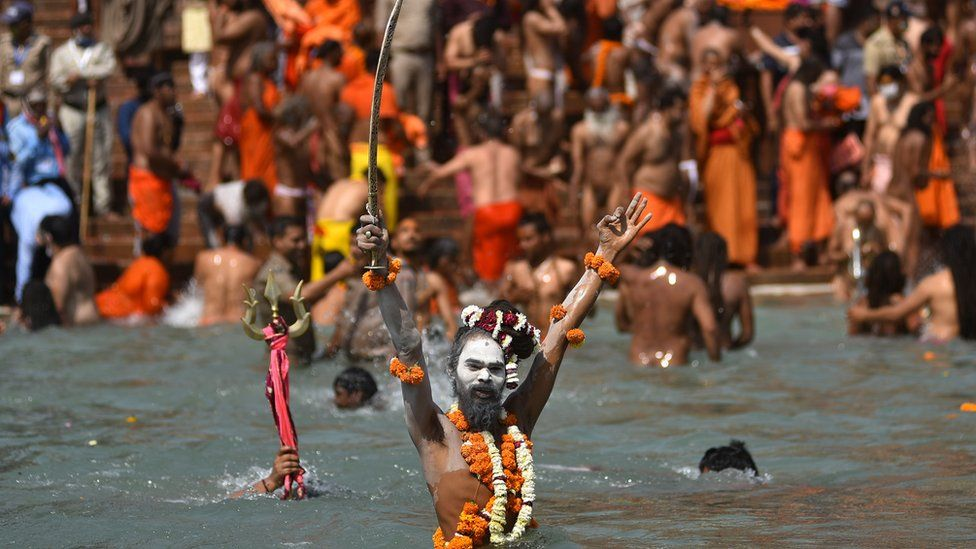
[596, 192, 652, 257]
[357, 212, 390, 264]
[265, 445, 303, 491]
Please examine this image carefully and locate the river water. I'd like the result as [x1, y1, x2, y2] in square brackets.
[2, 297, 975, 546]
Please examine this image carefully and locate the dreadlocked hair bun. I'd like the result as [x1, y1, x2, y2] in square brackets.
[485, 300, 536, 361]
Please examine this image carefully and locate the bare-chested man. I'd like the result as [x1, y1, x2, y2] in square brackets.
[570, 88, 630, 234]
[500, 213, 578, 335]
[273, 96, 319, 217]
[521, 0, 568, 104]
[862, 66, 919, 192]
[586, 16, 630, 105]
[37, 215, 99, 326]
[345, 194, 650, 544]
[850, 225, 975, 342]
[657, 0, 712, 82]
[510, 90, 565, 226]
[420, 113, 522, 284]
[689, 4, 741, 80]
[617, 224, 721, 366]
[617, 86, 688, 235]
[311, 170, 370, 281]
[300, 40, 347, 180]
[444, 11, 501, 111]
[194, 225, 261, 326]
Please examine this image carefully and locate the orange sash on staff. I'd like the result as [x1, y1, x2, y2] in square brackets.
[95, 257, 171, 318]
[128, 166, 173, 234]
[634, 190, 686, 235]
[240, 77, 281, 194]
[780, 128, 834, 253]
[473, 201, 522, 282]
[916, 131, 960, 229]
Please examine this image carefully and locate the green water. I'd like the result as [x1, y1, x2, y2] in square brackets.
[2, 297, 975, 546]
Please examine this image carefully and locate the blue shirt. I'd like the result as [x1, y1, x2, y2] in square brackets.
[4, 114, 70, 199]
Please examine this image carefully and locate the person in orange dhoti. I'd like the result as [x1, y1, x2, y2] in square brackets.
[587, 16, 630, 106]
[779, 60, 836, 268]
[292, 0, 362, 80]
[239, 42, 282, 195]
[916, 129, 960, 229]
[689, 50, 759, 267]
[96, 234, 172, 319]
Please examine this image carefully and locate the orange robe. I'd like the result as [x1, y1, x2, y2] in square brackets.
[473, 201, 522, 282]
[239, 77, 281, 194]
[128, 166, 173, 234]
[916, 131, 960, 229]
[95, 257, 170, 318]
[340, 74, 399, 120]
[689, 77, 758, 265]
[337, 44, 366, 83]
[635, 191, 686, 235]
[780, 128, 834, 253]
[293, 0, 361, 78]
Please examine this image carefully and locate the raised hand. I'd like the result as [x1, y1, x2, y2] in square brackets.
[596, 192, 652, 257]
[265, 445, 303, 491]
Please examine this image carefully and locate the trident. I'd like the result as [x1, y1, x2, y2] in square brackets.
[241, 272, 311, 340]
[363, 0, 405, 270]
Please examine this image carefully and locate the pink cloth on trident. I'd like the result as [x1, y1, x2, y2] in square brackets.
[264, 325, 305, 499]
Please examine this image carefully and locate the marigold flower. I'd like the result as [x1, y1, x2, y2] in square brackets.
[389, 357, 424, 384]
[583, 252, 604, 270]
[550, 304, 567, 321]
[597, 262, 620, 285]
[362, 257, 402, 291]
[567, 328, 586, 348]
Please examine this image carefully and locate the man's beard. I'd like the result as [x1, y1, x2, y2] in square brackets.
[584, 107, 620, 142]
[457, 384, 502, 432]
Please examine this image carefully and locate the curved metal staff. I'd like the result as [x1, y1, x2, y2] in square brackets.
[364, 0, 406, 270]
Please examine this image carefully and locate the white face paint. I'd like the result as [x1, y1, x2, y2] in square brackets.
[455, 335, 507, 401]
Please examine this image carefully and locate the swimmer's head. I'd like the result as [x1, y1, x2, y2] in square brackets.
[223, 224, 250, 249]
[699, 440, 759, 475]
[333, 366, 378, 409]
[20, 280, 60, 331]
[940, 225, 976, 340]
[643, 224, 693, 270]
[517, 212, 553, 264]
[243, 179, 270, 216]
[865, 251, 905, 309]
[268, 216, 307, 265]
[392, 217, 422, 256]
[448, 300, 535, 431]
[37, 215, 77, 250]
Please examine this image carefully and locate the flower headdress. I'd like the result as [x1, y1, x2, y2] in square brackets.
[460, 305, 542, 389]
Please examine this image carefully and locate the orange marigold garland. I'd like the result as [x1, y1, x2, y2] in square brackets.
[567, 328, 586, 348]
[550, 304, 567, 321]
[362, 257, 402, 291]
[436, 405, 536, 547]
[584, 252, 619, 285]
[389, 357, 424, 384]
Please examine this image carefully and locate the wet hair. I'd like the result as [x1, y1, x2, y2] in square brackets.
[251, 41, 276, 72]
[427, 237, 460, 269]
[476, 110, 506, 139]
[920, 25, 944, 49]
[865, 251, 905, 309]
[699, 440, 759, 475]
[447, 300, 535, 392]
[941, 225, 976, 340]
[20, 281, 60, 331]
[243, 179, 269, 206]
[878, 64, 905, 83]
[654, 85, 687, 111]
[903, 102, 934, 137]
[518, 212, 552, 237]
[365, 49, 380, 73]
[333, 366, 378, 401]
[268, 216, 305, 239]
[316, 39, 343, 62]
[694, 232, 728, 321]
[473, 14, 499, 49]
[142, 232, 173, 258]
[643, 224, 693, 270]
[601, 15, 624, 42]
[39, 215, 77, 247]
[706, 5, 730, 26]
[223, 224, 249, 247]
[793, 58, 826, 86]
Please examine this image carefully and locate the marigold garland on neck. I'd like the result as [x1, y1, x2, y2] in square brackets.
[362, 257, 402, 291]
[389, 357, 424, 384]
[433, 405, 536, 548]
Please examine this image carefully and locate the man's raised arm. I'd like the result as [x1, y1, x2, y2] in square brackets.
[356, 214, 442, 445]
[509, 194, 651, 434]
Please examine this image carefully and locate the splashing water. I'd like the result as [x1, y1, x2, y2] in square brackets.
[162, 279, 203, 328]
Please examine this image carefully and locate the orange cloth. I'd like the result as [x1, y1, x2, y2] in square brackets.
[128, 166, 173, 234]
[262, 0, 313, 35]
[341, 74, 399, 120]
[689, 77, 758, 265]
[591, 40, 622, 89]
[473, 201, 522, 282]
[780, 128, 834, 253]
[304, 0, 360, 37]
[916, 132, 960, 228]
[239, 77, 281, 193]
[718, 0, 790, 10]
[95, 257, 170, 318]
[337, 45, 366, 82]
[635, 191, 687, 235]
[389, 113, 428, 169]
